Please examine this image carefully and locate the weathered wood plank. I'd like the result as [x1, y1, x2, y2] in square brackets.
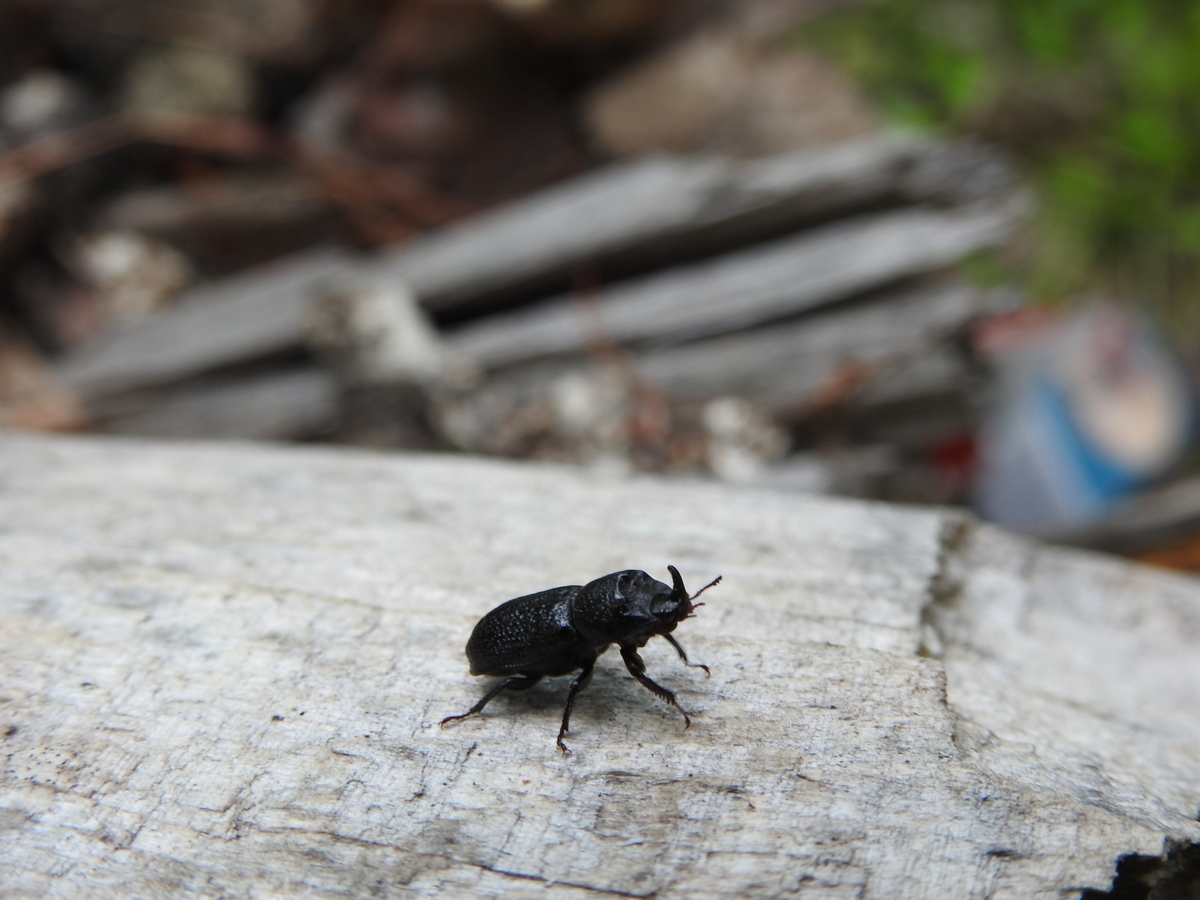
[96, 367, 339, 439]
[373, 136, 1013, 313]
[0, 433, 1197, 898]
[447, 203, 1019, 370]
[55, 138, 1013, 399]
[633, 280, 1003, 413]
[438, 281, 996, 462]
[931, 519, 1200, 835]
[58, 247, 355, 399]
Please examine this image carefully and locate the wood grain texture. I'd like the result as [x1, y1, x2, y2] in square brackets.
[1, 433, 1196, 899]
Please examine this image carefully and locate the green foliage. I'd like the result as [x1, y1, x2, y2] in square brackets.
[799, 0, 1200, 330]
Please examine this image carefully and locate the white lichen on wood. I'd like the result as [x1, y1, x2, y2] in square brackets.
[1, 433, 1197, 898]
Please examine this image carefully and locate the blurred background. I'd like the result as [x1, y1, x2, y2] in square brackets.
[2, 0, 1199, 567]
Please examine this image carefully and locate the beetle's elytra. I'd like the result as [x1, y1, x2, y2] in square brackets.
[440, 565, 721, 754]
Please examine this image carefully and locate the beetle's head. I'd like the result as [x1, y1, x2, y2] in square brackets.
[623, 566, 721, 638]
[572, 567, 721, 645]
[656, 564, 720, 626]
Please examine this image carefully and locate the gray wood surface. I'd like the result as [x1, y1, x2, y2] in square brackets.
[1, 433, 1197, 898]
[448, 202, 1019, 370]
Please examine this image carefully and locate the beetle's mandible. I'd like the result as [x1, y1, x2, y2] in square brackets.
[439, 565, 721, 754]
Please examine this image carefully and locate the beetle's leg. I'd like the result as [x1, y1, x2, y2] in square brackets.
[620, 646, 692, 729]
[439, 675, 541, 727]
[556, 660, 595, 756]
[662, 633, 710, 676]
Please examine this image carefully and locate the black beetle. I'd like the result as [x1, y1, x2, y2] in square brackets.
[440, 565, 721, 754]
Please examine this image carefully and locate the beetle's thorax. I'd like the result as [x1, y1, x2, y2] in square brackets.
[570, 569, 687, 647]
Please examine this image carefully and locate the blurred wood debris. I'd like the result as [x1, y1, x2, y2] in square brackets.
[0, 326, 83, 430]
[584, 30, 878, 159]
[25, 0, 1199, 537]
[51, 134, 1025, 497]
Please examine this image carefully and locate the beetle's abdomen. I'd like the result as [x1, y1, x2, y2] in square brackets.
[466, 587, 584, 676]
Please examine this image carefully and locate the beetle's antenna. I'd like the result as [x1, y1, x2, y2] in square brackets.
[690, 575, 722, 602]
[667, 565, 722, 605]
